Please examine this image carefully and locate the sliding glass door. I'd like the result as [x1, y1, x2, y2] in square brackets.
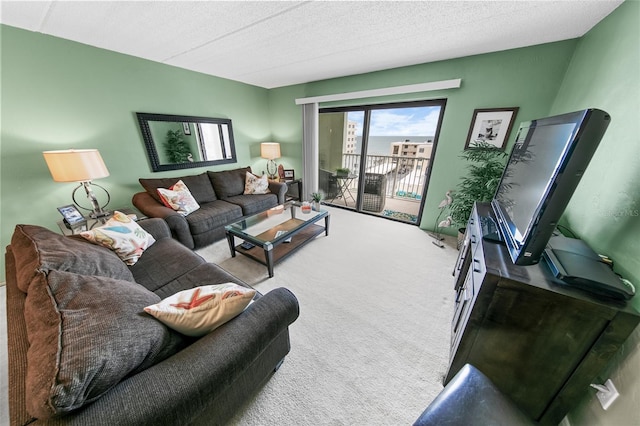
[318, 100, 446, 224]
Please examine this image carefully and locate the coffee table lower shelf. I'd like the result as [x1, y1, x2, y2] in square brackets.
[231, 223, 326, 277]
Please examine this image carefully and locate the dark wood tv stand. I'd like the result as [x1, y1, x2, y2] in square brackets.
[447, 202, 640, 425]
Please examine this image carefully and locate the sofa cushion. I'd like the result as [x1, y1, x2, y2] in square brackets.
[79, 211, 156, 265]
[157, 180, 201, 216]
[10, 224, 134, 293]
[140, 172, 217, 204]
[128, 236, 207, 294]
[24, 269, 186, 419]
[225, 193, 279, 216]
[144, 284, 256, 337]
[243, 172, 271, 195]
[208, 167, 251, 199]
[185, 200, 243, 235]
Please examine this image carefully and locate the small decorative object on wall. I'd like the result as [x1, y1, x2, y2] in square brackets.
[283, 169, 295, 181]
[182, 122, 191, 135]
[464, 107, 519, 150]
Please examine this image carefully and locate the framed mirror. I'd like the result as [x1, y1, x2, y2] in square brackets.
[136, 112, 237, 172]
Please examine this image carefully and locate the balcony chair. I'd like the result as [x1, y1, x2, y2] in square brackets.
[362, 173, 387, 213]
[319, 169, 339, 200]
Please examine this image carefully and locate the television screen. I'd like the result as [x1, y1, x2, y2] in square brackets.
[491, 109, 610, 265]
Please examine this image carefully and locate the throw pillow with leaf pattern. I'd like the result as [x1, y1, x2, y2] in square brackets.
[243, 172, 271, 195]
[80, 211, 155, 265]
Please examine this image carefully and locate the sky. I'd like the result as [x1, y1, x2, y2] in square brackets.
[348, 106, 441, 137]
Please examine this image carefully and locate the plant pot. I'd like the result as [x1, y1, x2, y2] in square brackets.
[312, 201, 321, 211]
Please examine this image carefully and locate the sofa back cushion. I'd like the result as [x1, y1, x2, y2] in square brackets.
[208, 167, 251, 199]
[139, 172, 217, 204]
[24, 269, 186, 419]
[10, 224, 134, 293]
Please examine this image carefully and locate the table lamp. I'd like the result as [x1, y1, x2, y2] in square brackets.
[260, 142, 281, 179]
[43, 149, 111, 221]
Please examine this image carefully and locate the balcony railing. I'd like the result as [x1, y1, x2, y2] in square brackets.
[341, 153, 429, 201]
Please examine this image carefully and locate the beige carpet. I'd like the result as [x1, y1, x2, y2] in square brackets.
[196, 206, 460, 425]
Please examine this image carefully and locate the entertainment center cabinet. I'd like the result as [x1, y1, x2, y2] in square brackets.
[448, 202, 640, 425]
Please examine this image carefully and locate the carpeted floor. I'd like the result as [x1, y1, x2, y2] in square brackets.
[196, 206, 459, 425]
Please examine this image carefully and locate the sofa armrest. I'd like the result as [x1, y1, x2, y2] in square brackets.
[268, 181, 288, 204]
[32, 287, 299, 425]
[132, 192, 195, 249]
[136, 218, 172, 240]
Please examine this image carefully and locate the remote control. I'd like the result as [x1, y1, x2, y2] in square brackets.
[240, 241, 254, 249]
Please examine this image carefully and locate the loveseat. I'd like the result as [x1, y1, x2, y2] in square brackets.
[132, 167, 288, 249]
[6, 217, 299, 425]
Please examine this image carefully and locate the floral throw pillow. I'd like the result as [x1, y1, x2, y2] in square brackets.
[144, 283, 256, 337]
[157, 180, 200, 216]
[80, 211, 156, 265]
[244, 172, 270, 195]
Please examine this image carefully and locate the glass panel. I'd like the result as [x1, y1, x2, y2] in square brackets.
[319, 101, 445, 224]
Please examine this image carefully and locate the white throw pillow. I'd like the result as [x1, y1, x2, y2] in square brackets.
[157, 180, 200, 216]
[144, 284, 256, 337]
[243, 172, 270, 195]
[79, 211, 156, 265]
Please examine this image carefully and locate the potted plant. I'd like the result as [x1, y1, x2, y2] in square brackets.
[164, 129, 191, 163]
[310, 192, 323, 211]
[449, 141, 508, 245]
[335, 167, 350, 178]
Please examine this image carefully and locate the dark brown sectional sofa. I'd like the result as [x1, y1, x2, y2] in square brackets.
[5, 218, 299, 425]
[132, 167, 287, 249]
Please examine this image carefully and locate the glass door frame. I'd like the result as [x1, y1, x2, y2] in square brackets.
[320, 99, 447, 224]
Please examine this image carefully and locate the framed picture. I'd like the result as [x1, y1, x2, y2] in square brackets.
[57, 204, 86, 225]
[182, 122, 191, 135]
[464, 107, 519, 150]
[283, 169, 295, 180]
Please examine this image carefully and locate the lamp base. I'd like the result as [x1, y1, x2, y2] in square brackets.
[266, 159, 279, 180]
[73, 181, 111, 224]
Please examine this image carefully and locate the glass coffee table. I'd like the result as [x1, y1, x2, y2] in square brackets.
[225, 202, 330, 277]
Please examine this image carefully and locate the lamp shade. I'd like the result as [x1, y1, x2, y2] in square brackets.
[260, 142, 281, 160]
[43, 149, 110, 182]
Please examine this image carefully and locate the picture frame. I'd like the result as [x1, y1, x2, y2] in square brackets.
[182, 122, 191, 135]
[464, 107, 519, 150]
[283, 169, 295, 181]
[57, 204, 86, 226]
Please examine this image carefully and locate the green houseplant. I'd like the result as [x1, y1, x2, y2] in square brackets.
[310, 192, 323, 211]
[164, 129, 191, 163]
[449, 141, 508, 230]
[335, 167, 350, 178]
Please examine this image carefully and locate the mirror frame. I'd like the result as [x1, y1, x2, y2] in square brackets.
[136, 112, 238, 172]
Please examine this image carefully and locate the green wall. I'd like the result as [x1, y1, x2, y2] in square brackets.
[269, 40, 577, 231]
[549, 2, 640, 424]
[0, 25, 273, 278]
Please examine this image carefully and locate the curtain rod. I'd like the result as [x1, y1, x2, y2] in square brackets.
[294, 78, 462, 105]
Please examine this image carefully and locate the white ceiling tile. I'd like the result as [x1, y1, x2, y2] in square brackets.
[0, 0, 624, 88]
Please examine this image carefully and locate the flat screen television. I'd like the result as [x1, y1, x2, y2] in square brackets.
[491, 108, 611, 265]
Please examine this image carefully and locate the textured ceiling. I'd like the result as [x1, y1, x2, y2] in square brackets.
[0, 1, 623, 88]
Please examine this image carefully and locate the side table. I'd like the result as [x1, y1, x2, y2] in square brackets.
[57, 208, 144, 235]
[284, 179, 303, 202]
